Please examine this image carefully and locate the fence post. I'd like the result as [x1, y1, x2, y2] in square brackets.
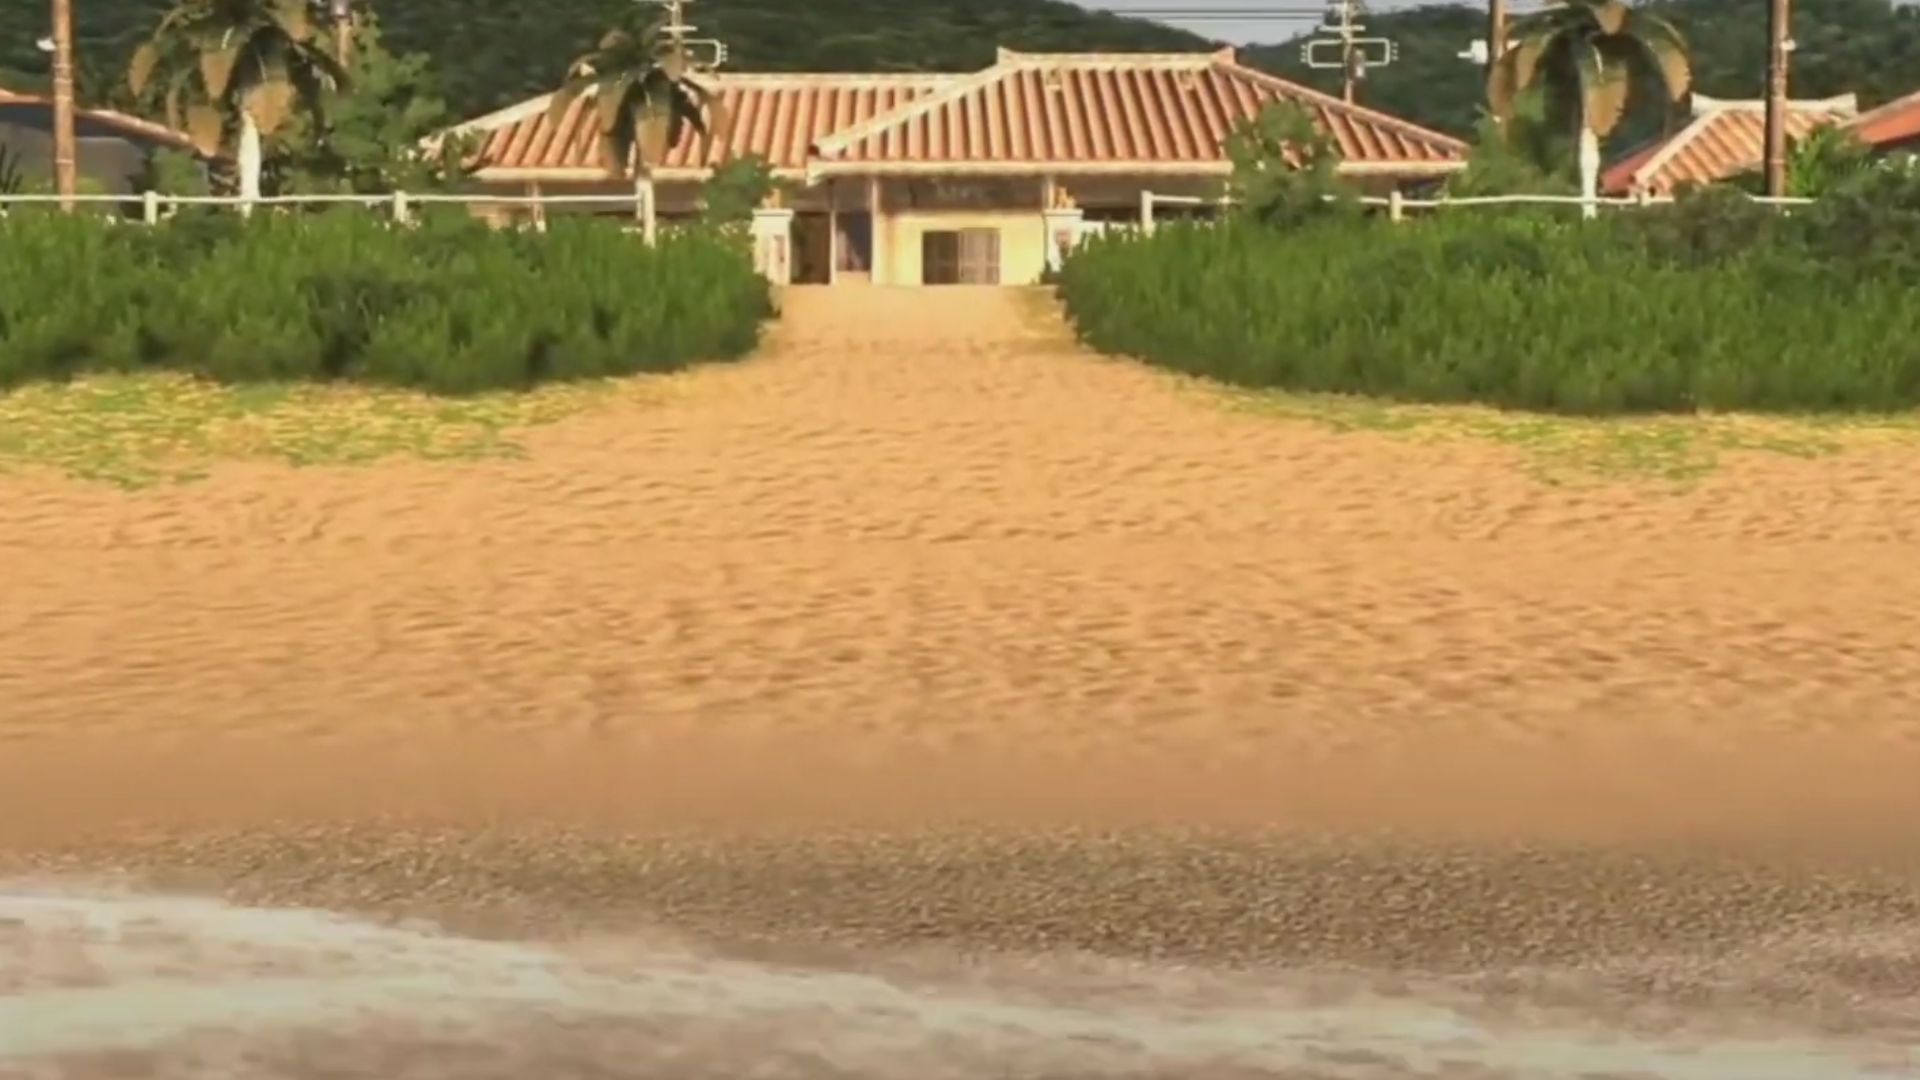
[1387, 188, 1404, 223]
[1139, 189, 1155, 236]
[142, 190, 160, 225]
[392, 189, 410, 225]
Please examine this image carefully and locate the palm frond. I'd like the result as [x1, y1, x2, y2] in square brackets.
[1575, 41, 1629, 137]
[184, 102, 225, 155]
[547, 74, 597, 126]
[268, 0, 313, 44]
[1590, 0, 1629, 35]
[1626, 16, 1692, 102]
[200, 38, 243, 98]
[128, 42, 163, 95]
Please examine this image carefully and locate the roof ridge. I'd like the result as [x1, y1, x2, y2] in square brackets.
[810, 57, 1019, 159]
[1692, 92, 1858, 114]
[1212, 55, 1468, 153]
[994, 46, 1237, 66]
[818, 46, 1465, 162]
[1621, 110, 1720, 192]
[1847, 85, 1920, 129]
[707, 71, 961, 82]
[437, 71, 960, 143]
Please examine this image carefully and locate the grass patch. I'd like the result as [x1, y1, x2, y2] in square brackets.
[1202, 382, 1920, 484]
[0, 372, 656, 488]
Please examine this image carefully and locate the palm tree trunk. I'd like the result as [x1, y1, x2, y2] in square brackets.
[637, 174, 657, 245]
[237, 110, 263, 219]
[49, 0, 78, 213]
[1577, 123, 1600, 221]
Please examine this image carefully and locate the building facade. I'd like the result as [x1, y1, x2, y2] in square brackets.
[438, 47, 1469, 285]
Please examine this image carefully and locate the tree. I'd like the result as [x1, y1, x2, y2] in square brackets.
[265, 12, 473, 196]
[1779, 123, 1874, 198]
[1223, 102, 1357, 229]
[1449, 89, 1577, 196]
[700, 153, 788, 227]
[547, 9, 727, 242]
[1487, 0, 1692, 213]
[127, 0, 349, 213]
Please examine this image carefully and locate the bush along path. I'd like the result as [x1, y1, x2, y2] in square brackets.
[1057, 172, 1920, 416]
[0, 211, 774, 396]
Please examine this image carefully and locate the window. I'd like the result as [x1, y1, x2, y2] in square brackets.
[921, 228, 1000, 285]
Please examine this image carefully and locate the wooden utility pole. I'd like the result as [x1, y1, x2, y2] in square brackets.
[1763, 0, 1791, 197]
[49, 0, 78, 212]
[1486, 0, 1507, 84]
[1336, 0, 1359, 103]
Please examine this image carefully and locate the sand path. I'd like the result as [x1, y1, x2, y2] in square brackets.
[3, 285, 1920, 843]
[6, 286, 1920, 1077]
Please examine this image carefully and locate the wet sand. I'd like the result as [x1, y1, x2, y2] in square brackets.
[4, 287, 1920, 1076]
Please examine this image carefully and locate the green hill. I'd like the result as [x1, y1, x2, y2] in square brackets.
[4, 0, 1914, 143]
[1249, 0, 1920, 141]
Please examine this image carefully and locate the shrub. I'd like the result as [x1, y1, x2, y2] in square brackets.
[0, 210, 771, 395]
[1057, 205, 1920, 415]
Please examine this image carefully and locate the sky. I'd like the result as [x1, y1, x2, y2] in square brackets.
[1084, 0, 1918, 45]
[1080, 1, 1433, 47]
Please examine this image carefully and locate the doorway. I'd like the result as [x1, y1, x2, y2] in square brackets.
[835, 212, 872, 275]
[792, 213, 833, 284]
[921, 228, 1000, 285]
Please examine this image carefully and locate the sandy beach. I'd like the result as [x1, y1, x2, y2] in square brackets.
[5, 286, 1920, 1077]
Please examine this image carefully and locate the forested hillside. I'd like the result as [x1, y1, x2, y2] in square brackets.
[4, 0, 1915, 142]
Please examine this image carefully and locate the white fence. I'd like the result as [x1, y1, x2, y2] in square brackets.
[0, 187, 1825, 227]
[0, 190, 652, 225]
[1135, 189, 1818, 233]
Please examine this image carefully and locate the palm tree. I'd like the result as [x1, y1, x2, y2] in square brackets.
[1488, 0, 1690, 216]
[548, 12, 727, 243]
[128, 0, 349, 214]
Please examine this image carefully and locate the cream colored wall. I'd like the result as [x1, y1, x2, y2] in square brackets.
[1060, 175, 1223, 212]
[463, 179, 706, 225]
[882, 209, 1048, 286]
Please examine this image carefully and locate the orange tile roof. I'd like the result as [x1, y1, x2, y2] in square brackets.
[1601, 94, 1858, 196]
[448, 48, 1466, 182]
[1848, 87, 1920, 151]
[810, 48, 1466, 176]
[450, 73, 957, 179]
[0, 87, 196, 151]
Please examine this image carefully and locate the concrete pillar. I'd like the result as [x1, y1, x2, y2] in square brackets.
[868, 175, 886, 285]
[528, 180, 547, 232]
[827, 179, 840, 285]
[750, 206, 795, 285]
[1042, 205, 1085, 273]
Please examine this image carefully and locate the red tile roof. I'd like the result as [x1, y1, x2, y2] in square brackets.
[0, 87, 196, 151]
[1849, 87, 1920, 152]
[1601, 94, 1858, 196]
[448, 48, 1466, 182]
[449, 73, 956, 180]
[810, 48, 1466, 176]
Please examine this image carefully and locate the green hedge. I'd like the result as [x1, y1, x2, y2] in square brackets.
[1058, 172, 1920, 414]
[0, 210, 773, 395]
